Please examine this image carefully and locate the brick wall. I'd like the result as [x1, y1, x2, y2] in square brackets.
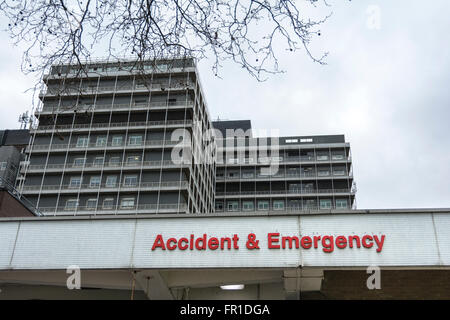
[313, 270, 450, 300]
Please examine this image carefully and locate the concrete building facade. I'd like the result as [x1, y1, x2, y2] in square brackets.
[212, 120, 355, 213]
[18, 58, 216, 215]
[17, 58, 356, 216]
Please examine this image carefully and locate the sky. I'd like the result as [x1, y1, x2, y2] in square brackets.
[0, 0, 449, 209]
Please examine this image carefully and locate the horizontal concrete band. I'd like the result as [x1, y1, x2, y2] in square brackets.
[1, 209, 449, 270]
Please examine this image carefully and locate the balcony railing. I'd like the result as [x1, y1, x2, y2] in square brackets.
[216, 171, 351, 181]
[39, 82, 195, 96]
[215, 188, 354, 197]
[24, 160, 187, 172]
[22, 180, 188, 192]
[216, 155, 350, 166]
[27, 139, 182, 152]
[32, 119, 192, 132]
[37, 100, 194, 114]
[38, 203, 188, 215]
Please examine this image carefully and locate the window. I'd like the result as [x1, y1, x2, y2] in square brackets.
[123, 175, 138, 187]
[121, 197, 135, 208]
[69, 176, 81, 188]
[242, 201, 254, 211]
[109, 157, 121, 166]
[96, 136, 107, 147]
[127, 155, 141, 164]
[93, 157, 104, 166]
[89, 176, 101, 187]
[73, 158, 86, 167]
[228, 158, 238, 164]
[336, 199, 348, 209]
[300, 138, 313, 143]
[320, 199, 332, 209]
[228, 172, 238, 178]
[111, 135, 123, 146]
[333, 168, 346, 176]
[105, 176, 117, 187]
[332, 153, 345, 160]
[242, 172, 254, 179]
[65, 199, 79, 210]
[0, 162, 7, 170]
[273, 200, 285, 211]
[128, 134, 143, 146]
[304, 199, 316, 209]
[257, 201, 269, 211]
[316, 153, 329, 161]
[215, 202, 223, 211]
[285, 139, 298, 143]
[86, 199, 97, 210]
[76, 136, 89, 147]
[103, 198, 114, 209]
[227, 201, 239, 212]
[318, 169, 330, 177]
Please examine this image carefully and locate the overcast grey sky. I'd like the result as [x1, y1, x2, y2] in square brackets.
[0, 0, 449, 209]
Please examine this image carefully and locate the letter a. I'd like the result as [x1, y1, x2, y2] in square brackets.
[152, 234, 166, 250]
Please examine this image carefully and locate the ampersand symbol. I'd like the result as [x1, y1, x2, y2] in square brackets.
[246, 233, 260, 250]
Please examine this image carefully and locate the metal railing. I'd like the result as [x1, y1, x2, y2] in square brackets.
[39, 82, 195, 96]
[22, 180, 188, 192]
[215, 188, 353, 197]
[38, 203, 188, 214]
[217, 155, 350, 165]
[27, 139, 182, 152]
[216, 171, 350, 180]
[32, 119, 192, 131]
[25, 160, 186, 172]
[215, 205, 351, 213]
[37, 100, 194, 113]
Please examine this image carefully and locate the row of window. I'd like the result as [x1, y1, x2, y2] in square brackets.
[217, 167, 348, 179]
[222, 153, 346, 164]
[68, 175, 138, 188]
[65, 197, 136, 210]
[70, 155, 142, 167]
[74, 135, 144, 147]
[215, 199, 348, 211]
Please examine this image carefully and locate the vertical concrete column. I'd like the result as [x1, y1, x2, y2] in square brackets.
[283, 268, 324, 300]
